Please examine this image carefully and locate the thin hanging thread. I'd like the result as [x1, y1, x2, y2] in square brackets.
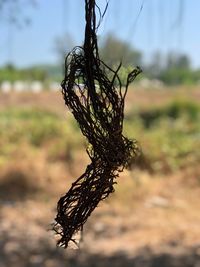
[127, 0, 146, 41]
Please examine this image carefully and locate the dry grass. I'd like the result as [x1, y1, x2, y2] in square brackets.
[0, 87, 200, 266]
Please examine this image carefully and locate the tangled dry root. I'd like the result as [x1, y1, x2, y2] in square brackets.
[53, 0, 141, 248]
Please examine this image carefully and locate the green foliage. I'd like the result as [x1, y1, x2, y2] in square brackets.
[118, 65, 141, 86]
[159, 68, 197, 85]
[0, 108, 61, 146]
[1, 40, 199, 86]
[0, 108, 84, 164]
[166, 53, 191, 70]
[125, 100, 200, 172]
[106, 65, 139, 86]
[0, 100, 199, 174]
[145, 51, 200, 85]
[0, 65, 47, 82]
[126, 100, 200, 128]
[99, 34, 142, 68]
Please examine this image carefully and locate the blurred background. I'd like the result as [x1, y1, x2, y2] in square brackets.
[0, 0, 200, 266]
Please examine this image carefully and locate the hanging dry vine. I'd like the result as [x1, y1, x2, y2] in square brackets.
[53, 0, 141, 248]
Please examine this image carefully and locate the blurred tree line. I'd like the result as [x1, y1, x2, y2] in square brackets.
[0, 64, 47, 82]
[99, 34, 200, 86]
[145, 51, 200, 85]
[0, 33, 199, 85]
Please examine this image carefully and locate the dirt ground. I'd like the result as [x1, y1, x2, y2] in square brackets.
[1, 166, 200, 267]
[0, 89, 200, 267]
[0, 86, 199, 113]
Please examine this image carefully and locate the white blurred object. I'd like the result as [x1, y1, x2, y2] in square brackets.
[30, 81, 43, 93]
[0, 81, 12, 93]
[138, 78, 164, 89]
[138, 78, 151, 89]
[49, 82, 60, 91]
[151, 79, 165, 89]
[145, 196, 170, 208]
[13, 81, 27, 92]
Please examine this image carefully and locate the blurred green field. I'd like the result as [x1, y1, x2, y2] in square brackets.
[1, 94, 199, 174]
[1, 88, 200, 266]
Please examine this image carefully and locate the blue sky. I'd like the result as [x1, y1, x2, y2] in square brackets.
[0, 0, 199, 68]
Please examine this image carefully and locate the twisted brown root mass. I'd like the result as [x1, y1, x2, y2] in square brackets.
[53, 0, 141, 248]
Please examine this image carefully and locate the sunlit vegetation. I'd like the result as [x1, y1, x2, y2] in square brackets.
[1, 99, 199, 173]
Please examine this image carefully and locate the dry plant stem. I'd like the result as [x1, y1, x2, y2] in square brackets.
[53, 0, 141, 248]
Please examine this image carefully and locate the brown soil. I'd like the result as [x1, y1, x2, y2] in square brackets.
[0, 165, 200, 267]
[1, 86, 199, 113]
[0, 89, 200, 266]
